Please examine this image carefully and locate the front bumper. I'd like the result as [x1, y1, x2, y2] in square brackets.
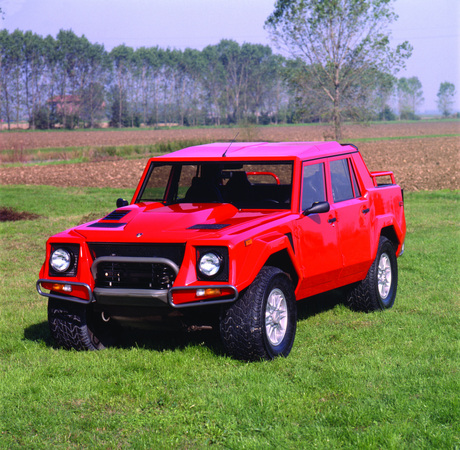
[38, 250, 239, 308]
[37, 279, 238, 308]
[36, 279, 93, 304]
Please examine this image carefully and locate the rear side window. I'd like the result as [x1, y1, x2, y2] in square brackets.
[350, 161, 361, 197]
[330, 159, 355, 203]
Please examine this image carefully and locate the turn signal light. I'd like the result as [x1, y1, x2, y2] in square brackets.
[51, 283, 72, 293]
[196, 288, 222, 297]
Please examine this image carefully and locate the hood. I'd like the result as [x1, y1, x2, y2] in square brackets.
[74, 203, 290, 243]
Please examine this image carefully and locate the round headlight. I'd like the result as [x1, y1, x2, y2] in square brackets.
[50, 248, 72, 272]
[198, 252, 222, 277]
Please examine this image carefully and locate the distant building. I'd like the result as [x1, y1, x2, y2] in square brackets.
[47, 95, 81, 116]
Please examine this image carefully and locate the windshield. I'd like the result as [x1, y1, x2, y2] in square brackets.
[136, 161, 293, 209]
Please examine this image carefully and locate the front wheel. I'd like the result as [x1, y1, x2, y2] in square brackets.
[48, 298, 116, 350]
[347, 237, 398, 312]
[220, 266, 297, 361]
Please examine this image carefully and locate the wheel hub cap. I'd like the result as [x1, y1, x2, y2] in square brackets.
[265, 288, 288, 346]
[378, 253, 392, 299]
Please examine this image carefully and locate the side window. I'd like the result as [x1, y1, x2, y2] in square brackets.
[301, 163, 325, 210]
[330, 159, 354, 202]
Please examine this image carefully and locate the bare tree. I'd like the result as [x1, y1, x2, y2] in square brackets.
[265, 0, 412, 139]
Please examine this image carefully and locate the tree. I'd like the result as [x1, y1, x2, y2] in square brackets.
[80, 81, 105, 127]
[144, 47, 163, 126]
[133, 46, 158, 126]
[109, 44, 133, 128]
[42, 34, 59, 129]
[0, 29, 25, 129]
[265, 0, 412, 139]
[200, 45, 224, 125]
[397, 76, 424, 119]
[0, 29, 12, 128]
[22, 31, 47, 129]
[109, 86, 130, 127]
[243, 44, 277, 124]
[216, 40, 246, 124]
[373, 72, 396, 120]
[437, 82, 456, 117]
[175, 48, 205, 126]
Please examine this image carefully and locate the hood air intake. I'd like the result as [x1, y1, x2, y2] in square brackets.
[102, 210, 131, 221]
[187, 224, 230, 230]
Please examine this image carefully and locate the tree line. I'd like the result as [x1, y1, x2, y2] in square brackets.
[0, 28, 456, 133]
[0, 29, 291, 130]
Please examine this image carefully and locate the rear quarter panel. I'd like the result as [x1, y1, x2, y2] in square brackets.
[368, 185, 406, 257]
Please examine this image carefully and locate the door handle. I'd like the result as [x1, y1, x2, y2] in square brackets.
[328, 217, 337, 224]
[362, 208, 370, 214]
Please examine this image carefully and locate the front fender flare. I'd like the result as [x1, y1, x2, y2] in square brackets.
[231, 233, 300, 293]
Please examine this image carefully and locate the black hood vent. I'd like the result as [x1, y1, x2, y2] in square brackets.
[88, 222, 126, 228]
[187, 224, 230, 230]
[102, 210, 131, 221]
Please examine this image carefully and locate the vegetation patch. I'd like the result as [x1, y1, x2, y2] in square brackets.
[0, 207, 41, 222]
[0, 139, 209, 165]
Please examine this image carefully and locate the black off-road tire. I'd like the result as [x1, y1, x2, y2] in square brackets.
[220, 266, 297, 361]
[48, 297, 116, 350]
[347, 237, 398, 312]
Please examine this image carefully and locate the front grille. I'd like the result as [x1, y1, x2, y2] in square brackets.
[95, 261, 176, 290]
[89, 243, 185, 291]
[88, 243, 185, 267]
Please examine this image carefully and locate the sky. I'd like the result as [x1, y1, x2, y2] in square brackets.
[1, 0, 459, 112]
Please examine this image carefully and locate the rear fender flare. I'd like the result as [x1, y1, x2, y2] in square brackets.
[372, 216, 404, 258]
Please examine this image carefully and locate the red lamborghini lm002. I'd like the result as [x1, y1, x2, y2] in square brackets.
[37, 141, 406, 360]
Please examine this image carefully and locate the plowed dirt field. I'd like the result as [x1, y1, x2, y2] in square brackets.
[1, 121, 459, 151]
[1, 122, 459, 192]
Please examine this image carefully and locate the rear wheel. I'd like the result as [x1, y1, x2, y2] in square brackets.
[48, 298, 116, 350]
[347, 237, 398, 312]
[220, 266, 297, 361]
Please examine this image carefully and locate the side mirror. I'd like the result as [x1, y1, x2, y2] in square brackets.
[116, 198, 129, 208]
[303, 201, 330, 216]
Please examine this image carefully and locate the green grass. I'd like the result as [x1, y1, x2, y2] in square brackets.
[348, 133, 460, 143]
[0, 186, 458, 448]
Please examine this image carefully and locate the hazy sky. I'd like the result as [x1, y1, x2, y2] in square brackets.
[2, 0, 459, 112]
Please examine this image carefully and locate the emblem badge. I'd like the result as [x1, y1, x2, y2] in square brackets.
[136, 233, 143, 238]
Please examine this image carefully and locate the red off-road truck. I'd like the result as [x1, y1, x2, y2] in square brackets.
[37, 141, 406, 360]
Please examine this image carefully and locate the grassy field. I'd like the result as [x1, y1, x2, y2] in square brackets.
[0, 139, 209, 166]
[0, 186, 458, 448]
